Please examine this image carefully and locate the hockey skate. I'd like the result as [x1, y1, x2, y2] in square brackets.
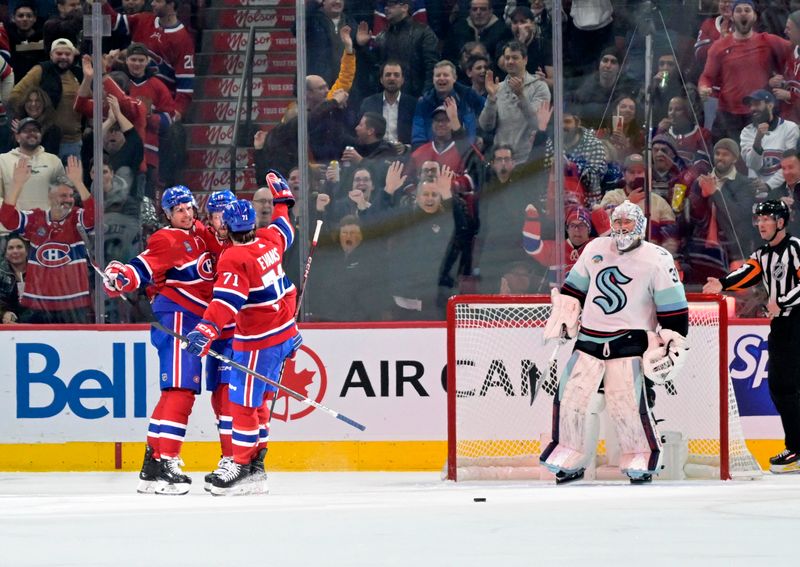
[210, 460, 251, 496]
[769, 449, 800, 474]
[204, 456, 233, 492]
[629, 474, 653, 484]
[555, 469, 585, 485]
[136, 444, 160, 494]
[155, 456, 192, 495]
[247, 449, 269, 495]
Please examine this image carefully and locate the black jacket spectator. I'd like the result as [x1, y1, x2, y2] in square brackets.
[359, 92, 417, 145]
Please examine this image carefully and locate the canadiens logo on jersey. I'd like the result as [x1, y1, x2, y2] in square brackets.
[197, 251, 215, 281]
[592, 266, 632, 315]
[35, 242, 72, 267]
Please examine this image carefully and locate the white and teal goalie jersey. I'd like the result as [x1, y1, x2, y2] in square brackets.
[561, 237, 689, 338]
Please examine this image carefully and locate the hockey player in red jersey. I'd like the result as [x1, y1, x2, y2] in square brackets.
[103, 184, 215, 495]
[186, 171, 301, 496]
[200, 189, 237, 492]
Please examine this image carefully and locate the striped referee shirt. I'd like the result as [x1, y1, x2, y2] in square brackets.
[720, 234, 800, 316]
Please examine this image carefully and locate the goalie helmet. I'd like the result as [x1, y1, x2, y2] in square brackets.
[206, 189, 236, 214]
[610, 200, 647, 252]
[222, 199, 256, 233]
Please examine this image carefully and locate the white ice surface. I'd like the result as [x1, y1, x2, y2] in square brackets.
[2, 472, 800, 566]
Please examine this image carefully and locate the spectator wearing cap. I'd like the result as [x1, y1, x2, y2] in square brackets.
[544, 105, 608, 207]
[9, 37, 83, 161]
[479, 40, 550, 164]
[769, 10, 800, 126]
[699, 0, 790, 142]
[522, 203, 611, 283]
[123, 42, 178, 181]
[685, 138, 757, 282]
[6, 1, 46, 86]
[443, 0, 512, 71]
[505, 6, 553, 88]
[648, 133, 697, 210]
[739, 89, 799, 194]
[600, 153, 677, 253]
[355, 0, 439, 100]
[411, 60, 483, 148]
[408, 104, 472, 181]
[0, 154, 94, 324]
[42, 0, 82, 54]
[570, 47, 640, 131]
[0, 117, 64, 229]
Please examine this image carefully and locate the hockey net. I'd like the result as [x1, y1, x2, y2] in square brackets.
[445, 294, 762, 481]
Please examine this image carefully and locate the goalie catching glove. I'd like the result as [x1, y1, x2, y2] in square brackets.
[642, 329, 689, 385]
[543, 288, 581, 343]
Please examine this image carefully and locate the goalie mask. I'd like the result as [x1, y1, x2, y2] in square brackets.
[611, 200, 647, 252]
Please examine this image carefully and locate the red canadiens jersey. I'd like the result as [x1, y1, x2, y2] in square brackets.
[130, 75, 177, 169]
[0, 199, 95, 311]
[104, 4, 195, 115]
[202, 208, 297, 351]
[128, 224, 216, 316]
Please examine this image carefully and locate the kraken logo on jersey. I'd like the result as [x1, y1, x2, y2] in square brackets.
[592, 267, 632, 314]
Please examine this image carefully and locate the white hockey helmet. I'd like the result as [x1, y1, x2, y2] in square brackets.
[610, 200, 647, 252]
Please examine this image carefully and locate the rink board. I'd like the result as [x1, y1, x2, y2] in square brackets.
[0, 321, 782, 471]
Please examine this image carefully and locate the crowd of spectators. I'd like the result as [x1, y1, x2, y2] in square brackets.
[5, 0, 800, 324]
[0, 0, 194, 323]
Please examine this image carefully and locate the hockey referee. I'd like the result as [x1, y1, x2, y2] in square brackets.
[704, 200, 800, 474]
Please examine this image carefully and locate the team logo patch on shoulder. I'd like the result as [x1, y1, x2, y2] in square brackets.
[184, 241, 193, 253]
[592, 255, 603, 263]
[161, 373, 168, 382]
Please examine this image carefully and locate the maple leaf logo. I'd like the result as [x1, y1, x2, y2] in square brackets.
[271, 347, 327, 422]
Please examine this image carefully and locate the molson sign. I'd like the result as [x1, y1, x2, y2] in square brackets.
[216, 8, 294, 28]
[204, 53, 296, 75]
[203, 76, 294, 99]
[185, 149, 252, 170]
[192, 100, 287, 122]
[211, 30, 295, 52]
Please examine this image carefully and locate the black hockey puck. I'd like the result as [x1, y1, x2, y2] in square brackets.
[473, 497, 486, 502]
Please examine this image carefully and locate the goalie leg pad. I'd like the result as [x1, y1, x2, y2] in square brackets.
[540, 351, 605, 474]
[604, 357, 662, 477]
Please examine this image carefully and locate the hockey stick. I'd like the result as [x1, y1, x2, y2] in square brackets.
[152, 320, 366, 431]
[268, 219, 323, 423]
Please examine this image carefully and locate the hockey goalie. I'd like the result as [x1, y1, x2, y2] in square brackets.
[540, 201, 690, 484]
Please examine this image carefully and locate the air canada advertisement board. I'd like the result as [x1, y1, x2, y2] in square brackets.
[0, 323, 781, 443]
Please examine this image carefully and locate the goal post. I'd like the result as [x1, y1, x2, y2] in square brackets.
[446, 293, 762, 482]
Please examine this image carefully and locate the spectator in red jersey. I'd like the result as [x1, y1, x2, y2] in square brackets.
[769, 10, 800, 125]
[692, 0, 733, 82]
[0, 155, 94, 323]
[103, 0, 196, 119]
[657, 95, 714, 171]
[122, 43, 177, 176]
[408, 103, 471, 181]
[699, 0, 790, 142]
[522, 204, 611, 285]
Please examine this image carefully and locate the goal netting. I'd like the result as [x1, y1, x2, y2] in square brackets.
[445, 294, 762, 481]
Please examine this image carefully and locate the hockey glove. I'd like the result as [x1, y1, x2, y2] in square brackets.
[265, 169, 295, 209]
[103, 260, 139, 294]
[185, 320, 220, 357]
[642, 329, 689, 385]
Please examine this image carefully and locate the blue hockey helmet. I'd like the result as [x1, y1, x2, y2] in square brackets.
[206, 189, 236, 213]
[161, 185, 196, 213]
[223, 199, 256, 232]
